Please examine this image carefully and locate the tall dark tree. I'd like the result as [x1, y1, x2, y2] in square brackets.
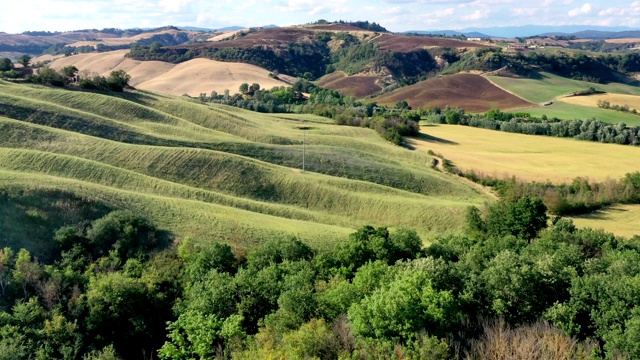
[0, 57, 12, 72]
[17, 54, 31, 68]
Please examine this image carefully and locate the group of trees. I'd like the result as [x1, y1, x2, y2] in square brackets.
[597, 100, 639, 116]
[462, 171, 640, 216]
[443, 48, 640, 83]
[194, 79, 419, 145]
[427, 107, 640, 146]
[0, 57, 131, 92]
[0, 55, 33, 78]
[4, 194, 640, 359]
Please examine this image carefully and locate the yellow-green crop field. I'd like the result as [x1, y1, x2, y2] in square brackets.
[569, 204, 640, 238]
[412, 124, 640, 237]
[412, 124, 640, 183]
[559, 93, 640, 112]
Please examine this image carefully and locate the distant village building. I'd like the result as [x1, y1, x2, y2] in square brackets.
[466, 37, 483, 42]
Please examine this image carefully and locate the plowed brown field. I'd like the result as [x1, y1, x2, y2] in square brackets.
[373, 74, 532, 112]
[316, 71, 383, 98]
[371, 33, 490, 52]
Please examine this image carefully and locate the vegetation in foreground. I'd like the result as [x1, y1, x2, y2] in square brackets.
[2, 194, 640, 359]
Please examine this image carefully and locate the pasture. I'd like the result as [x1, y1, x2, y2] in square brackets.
[410, 124, 640, 183]
[512, 102, 640, 125]
[486, 71, 640, 103]
[0, 80, 490, 257]
[560, 93, 640, 112]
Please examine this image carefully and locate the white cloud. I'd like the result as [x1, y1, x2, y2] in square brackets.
[568, 3, 592, 17]
[462, 9, 489, 20]
[434, 8, 455, 17]
[512, 7, 539, 16]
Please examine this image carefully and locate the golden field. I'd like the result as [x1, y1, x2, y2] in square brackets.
[411, 124, 640, 183]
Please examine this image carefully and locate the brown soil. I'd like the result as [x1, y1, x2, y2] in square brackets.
[174, 28, 316, 50]
[305, 24, 371, 32]
[316, 71, 383, 98]
[371, 33, 490, 52]
[373, 74, 532, 112]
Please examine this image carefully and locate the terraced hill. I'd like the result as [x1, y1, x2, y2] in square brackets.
[0, 80, 490, 259]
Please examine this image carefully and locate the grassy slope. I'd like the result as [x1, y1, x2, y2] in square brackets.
[516, 102, 640, 126]
[486, 72, 640, 104]
[487, 72, 640, 125]
[0, 80, 489, 256]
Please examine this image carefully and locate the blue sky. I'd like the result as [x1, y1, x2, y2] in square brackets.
[1, 0, 639, 33]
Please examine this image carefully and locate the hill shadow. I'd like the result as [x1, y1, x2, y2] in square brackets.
[412, 132, 458, 145]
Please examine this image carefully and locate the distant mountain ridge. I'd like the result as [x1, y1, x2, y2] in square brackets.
[420, 25, 640, 38]
[542, 30, 640, 40]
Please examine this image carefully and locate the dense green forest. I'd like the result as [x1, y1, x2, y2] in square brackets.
[2, 192, 640, 359]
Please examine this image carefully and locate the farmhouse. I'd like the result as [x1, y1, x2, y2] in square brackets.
[467, 37, 483, 41]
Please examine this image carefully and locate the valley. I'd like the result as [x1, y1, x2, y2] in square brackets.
[3, 17, 640, 360]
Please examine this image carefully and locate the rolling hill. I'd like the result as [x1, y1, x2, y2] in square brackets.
[316, 71, 384, 98]
[373, 73, 532, 111]
[487, 71, 640, 124]
[0, 79, 491, 260]
[47, 50, 292, 96]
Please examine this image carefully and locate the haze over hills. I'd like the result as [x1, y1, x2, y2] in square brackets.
[419, 25, 640, 38]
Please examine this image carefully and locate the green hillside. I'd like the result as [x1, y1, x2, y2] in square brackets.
[0, 80, 490, 259]
[487, 71, 640, 103]
[513, 101, 640, 126]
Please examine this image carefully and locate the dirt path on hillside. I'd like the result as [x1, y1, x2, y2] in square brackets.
[420, 147, 498, 201]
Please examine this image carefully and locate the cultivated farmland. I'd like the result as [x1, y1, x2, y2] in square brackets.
[316, 71, 383, 98]
[560, 93, 640, 112]
[486, 71, 640, 103]
[373, 74, 532, 112]
[569, 204, 640, 238]
[48, 51, 291, 96]
[411, 124, 640, 183]
[371, 33, 489, 52]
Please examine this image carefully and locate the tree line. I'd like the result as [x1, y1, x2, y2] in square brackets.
[193, 80, 419, 145]
[0, 56, 131, 92]
[3, 193, 640, 359]
[427, 107, 640, 146]
[443, 48, 640, 83]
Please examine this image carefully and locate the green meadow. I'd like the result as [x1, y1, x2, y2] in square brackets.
[0, 80, 490, 258]
[487, 71, 640, 104]
[486, 72, 640, 124]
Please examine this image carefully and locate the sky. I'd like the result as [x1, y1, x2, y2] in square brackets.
[1, 0, 639, 34]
